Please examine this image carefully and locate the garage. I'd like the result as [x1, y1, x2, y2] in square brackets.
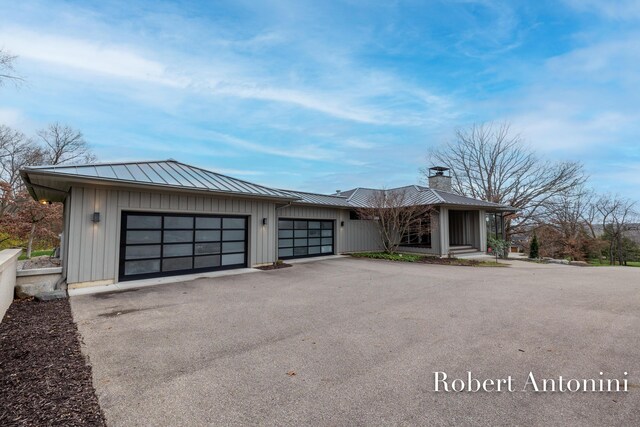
[119, 212, 247, 281]
[277, 218, 334, 259]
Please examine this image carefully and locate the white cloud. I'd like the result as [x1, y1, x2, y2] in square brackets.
[0, 108, 25, 127]
[202, 130, 334, 161]
[341, 138, 377, 149]
[563, 0, 640, 20]
[546, 36, 640, 85]
[0, 28, 190, 87]
[1, 24, 454, 126]
[212, 83, 388, 124]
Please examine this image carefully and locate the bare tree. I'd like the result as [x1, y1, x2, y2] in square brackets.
[0, 49, 23, 87]
[424, 122, 586, 238]
[37, 123, 96, 165]
[595, 195, 638, 265]
[1, 123, 96, 257]
[356, 188, 436, 253]
[537, 187, 600, 260]
[0, 125, 44, 215]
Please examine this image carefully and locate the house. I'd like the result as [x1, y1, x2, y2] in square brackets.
[20, 160, 514, 289]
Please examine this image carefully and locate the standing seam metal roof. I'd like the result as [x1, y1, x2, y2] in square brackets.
[340, 186, 512, 210]
[22, 160, 296, 199]
[22, 159, 516, 210]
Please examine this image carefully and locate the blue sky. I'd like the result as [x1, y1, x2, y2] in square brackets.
[1, 0, 639, 198]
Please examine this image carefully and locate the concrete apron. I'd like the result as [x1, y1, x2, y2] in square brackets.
[68, 255, 347, 297]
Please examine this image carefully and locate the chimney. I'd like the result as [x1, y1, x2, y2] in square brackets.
[428, 166, 452, 192]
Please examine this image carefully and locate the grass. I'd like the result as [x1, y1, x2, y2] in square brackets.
[18, 249, 54, 261]
[350, 252, 424, 262]
[349, 252, 508, 267]
[588, 259, 640, 267]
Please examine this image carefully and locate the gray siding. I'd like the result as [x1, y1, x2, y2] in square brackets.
[66, 185, 279, 284]
[277, 204, 340, 220]
[340, 218, 382, 252]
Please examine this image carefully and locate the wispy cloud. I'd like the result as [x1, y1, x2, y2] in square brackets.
[0, 28, 189, 87]
[1, 24, 453, 127]
[563, 0, 640, 20]
[200, 130, 333, 161]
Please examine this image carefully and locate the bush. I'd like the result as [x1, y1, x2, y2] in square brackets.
[350, 252, 424, 262]
[529, 234, 539, 259]
[488, 236, 508, 259]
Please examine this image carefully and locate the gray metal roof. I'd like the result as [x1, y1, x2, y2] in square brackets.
[278, 189, 352, 207]
[339, 185, 514, 211]
[22, 160, 296, 200]
[430, 188, 510, 209]
[21, 159, 515, 211]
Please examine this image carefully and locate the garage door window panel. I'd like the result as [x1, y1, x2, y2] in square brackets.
[125, 259, 160, 275]
[125, 245, 161, 260]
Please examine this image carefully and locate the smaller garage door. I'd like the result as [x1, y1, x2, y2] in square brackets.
[119, 212, 247, 281]
[278, 219, 334, 259]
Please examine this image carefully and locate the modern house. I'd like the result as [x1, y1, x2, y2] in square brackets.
[20, 160, 514, 289]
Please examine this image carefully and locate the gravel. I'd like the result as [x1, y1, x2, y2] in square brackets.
[0, 299, 106, 426]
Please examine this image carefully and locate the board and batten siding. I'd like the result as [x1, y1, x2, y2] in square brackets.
[276, 204, 382, 253]
[65, 185, 279, 285]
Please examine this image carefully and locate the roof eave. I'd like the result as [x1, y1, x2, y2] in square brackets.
[20, 170, 299, 203]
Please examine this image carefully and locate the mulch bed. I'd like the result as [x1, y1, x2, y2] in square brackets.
[255, 262, 293, 270]
[0, 299, 106, 426]
[18, 256, 61, 271]
[416, 257, 481, 266]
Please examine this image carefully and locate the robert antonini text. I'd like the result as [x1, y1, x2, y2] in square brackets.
[434, 371, 629, 392]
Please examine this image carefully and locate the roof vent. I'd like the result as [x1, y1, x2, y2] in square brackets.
[428, 166, 452, 192]
[336, 190, 341, 195]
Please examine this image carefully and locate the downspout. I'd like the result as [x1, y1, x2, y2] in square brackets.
[275, 201, 293, 211]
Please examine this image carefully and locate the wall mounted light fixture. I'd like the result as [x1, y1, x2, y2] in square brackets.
[262, 217, 268, 226]
[92, 212, 101, 223]
[340, 221, 345, 227]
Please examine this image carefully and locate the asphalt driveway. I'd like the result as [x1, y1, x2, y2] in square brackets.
[71, 258, 640, 426]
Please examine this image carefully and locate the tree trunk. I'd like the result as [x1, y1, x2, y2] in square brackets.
[609, 241, 615, 265]
[618, 235, 624, 266]
[26, 222, 36, 259]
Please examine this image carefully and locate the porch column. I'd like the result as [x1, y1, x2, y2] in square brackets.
[479, 210, 487, 252]
[439, 207, 449, 256]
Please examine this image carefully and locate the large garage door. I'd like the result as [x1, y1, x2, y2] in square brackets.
[278, 219, 334, 259]
[119, 212, 247, 281]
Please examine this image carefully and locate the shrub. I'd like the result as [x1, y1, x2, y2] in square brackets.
[529, 234, 539, 259]
[350, 252, 424, 262]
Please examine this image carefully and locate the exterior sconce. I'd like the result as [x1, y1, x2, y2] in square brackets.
[92, 212, 101, 223]
[340, 221, 345, 227]
[40, 199, 48, 205]
[262, 218, 268, 226]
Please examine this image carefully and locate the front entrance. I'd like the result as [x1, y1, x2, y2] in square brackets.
[119, 212, 248, 281]
[449, 211, 468, 246]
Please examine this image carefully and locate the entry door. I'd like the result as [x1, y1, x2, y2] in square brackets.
[119, 212, 247, 281]
[449, 211, 466, 245]
[278, 219, 334, 259]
